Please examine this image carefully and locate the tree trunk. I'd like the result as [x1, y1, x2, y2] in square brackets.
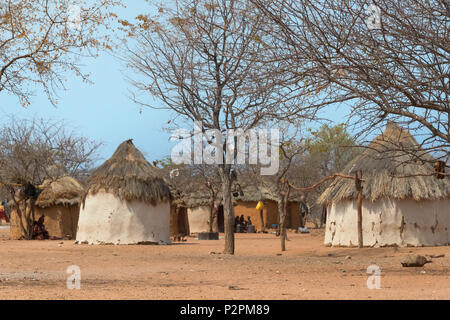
[25, 200, 33, 239]
[209, 203, 214, 233]
[278, 181, 290, 251]
[15, 206, 28, 239]
[259, 210, 265, 232]
[220, 167, 234, 254]
[285, 202, 291, 229]
[357, 189, 363, 248]
[279, 199, 286, 251]
[15, 200, 34, 240]
[278, 190, 290, 251]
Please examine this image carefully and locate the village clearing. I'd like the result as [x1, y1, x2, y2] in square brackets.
[0, 227, 448, 300]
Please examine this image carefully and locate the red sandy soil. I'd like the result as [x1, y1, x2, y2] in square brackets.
[0, 226, 448, 300]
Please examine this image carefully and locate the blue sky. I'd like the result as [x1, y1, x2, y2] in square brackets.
[0, 1, 349, 166]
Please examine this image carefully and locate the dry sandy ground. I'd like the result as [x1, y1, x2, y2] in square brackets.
[0, 226, 448, 300]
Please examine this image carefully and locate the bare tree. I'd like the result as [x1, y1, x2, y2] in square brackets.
[0, 116, 101, 238]
[244, 125, 306, 251]
[121, 0, 318, 254]
[0, 0, 118, 106]
[253, 0, 449, 163]
[156, 158, 222, 233]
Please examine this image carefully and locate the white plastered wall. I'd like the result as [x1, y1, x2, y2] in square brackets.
[76, 192, 170, 245]
[187, 206, 210, 233]
[324, 198, 450, 247]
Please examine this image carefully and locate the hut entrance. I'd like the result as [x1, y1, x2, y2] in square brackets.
[177, 207, 190, 236]
[217, 205, 224, 233]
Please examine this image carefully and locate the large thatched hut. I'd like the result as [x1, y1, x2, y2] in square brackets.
[76, 139, 171, 245]
[318, 123, 450, 247]
[10, 176, 84, 239]
[183, 183, 304, 234]
[234, 184, 302, 231]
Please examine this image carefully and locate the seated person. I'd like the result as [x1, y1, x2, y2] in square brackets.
[32, 215, 61, 240]
[32, 215, 50, 240]
[234, 215, 240, 227]
[239, 215, 247, 231]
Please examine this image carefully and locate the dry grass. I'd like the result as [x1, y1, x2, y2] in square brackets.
[318, 123, 450, 205]
[35, 176, 84, 208]
[86, 139, 171, 205]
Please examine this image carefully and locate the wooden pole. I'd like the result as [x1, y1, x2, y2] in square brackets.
[357, 188, 363, 248]
[355, 171, 363, 248]
[259, 209, 265, 232]
[284, 173, 366, 246]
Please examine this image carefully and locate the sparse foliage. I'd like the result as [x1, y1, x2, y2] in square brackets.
[0, 116, 101, 239]
[122, 0, 319, 254]
[0, 0, 119, 106]
[253, 0, 449, 163]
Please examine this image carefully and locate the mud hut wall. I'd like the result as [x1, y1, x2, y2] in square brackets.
[186, 206, 211, 233]
[170, 205, 189, 236]
[76, 192, 170, 245]
[10, 205, 79, 239]
[324, 198, 450, 247]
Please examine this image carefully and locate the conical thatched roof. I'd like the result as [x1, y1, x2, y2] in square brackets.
[35, 176, 84, 208]
[317, 123, 450, 205]
[86, 139, 171, 205]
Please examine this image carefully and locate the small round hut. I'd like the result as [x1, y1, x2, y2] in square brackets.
[10, 176, 84, 239]
[318, 123, 450, 247]
[76, 139, 171, 245]
[185, 191, 218, 234]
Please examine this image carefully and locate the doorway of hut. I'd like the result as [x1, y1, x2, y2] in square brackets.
[217, 205, 224, 233]
[178, 207, 190, 236]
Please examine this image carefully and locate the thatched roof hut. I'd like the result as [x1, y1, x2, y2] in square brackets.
[233, 183, 304, 231]
[320, 123, 450, 247]
[76, 139, 171, 245]
[10, 176, 84, 240]
[183, 177, 307, 234]
[36, 176, 84, 208]
[318, 123, 449, 205]
[86, 139, 171, 205]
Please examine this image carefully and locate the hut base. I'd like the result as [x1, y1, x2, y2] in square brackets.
[76, 192, 171, 245]
[324, 198, 450, 247]
[198, 232, 219, 240]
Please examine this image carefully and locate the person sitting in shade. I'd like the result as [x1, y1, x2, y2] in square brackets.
[234, 215, 241, 232]
[239, 215, 247, 231]
[32, 215, 50, 240]
[32, 215, 61, 240]
[246, 216, 254, 233]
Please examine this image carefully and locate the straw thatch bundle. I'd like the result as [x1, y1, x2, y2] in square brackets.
[184, 187, 223, 208]
[86, 139, 171, 205]
[35, 176, 84, 208]
[318, 123, 450, 205]
[183, 177, 304, 207]
[235, 183, 302, 203]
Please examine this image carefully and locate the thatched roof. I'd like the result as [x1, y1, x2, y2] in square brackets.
[236, 183, 302, 203]
[318, 123, 450, 205]
[86, 139, 171, 205]
[183, 181, 303, 208]
[183, 186, 222, 208]
[35, 176, 84, 208]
